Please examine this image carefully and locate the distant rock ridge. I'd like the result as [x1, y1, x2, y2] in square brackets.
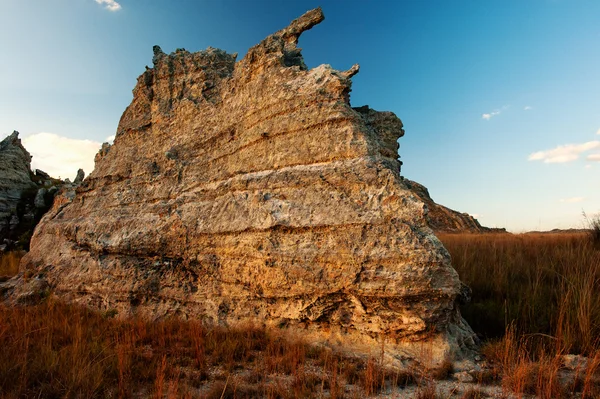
[404, 179, 506, 233]
[5, 8, 477, 368]
[0, 131, 85, 252]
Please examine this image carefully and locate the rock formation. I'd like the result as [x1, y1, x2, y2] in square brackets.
[0, 132, 37, 246]
[6, 8, 476, 367]
[0, 131, 85, 252]
[404, 179, 505, 233]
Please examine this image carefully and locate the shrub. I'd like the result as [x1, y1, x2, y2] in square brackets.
[583, 211, 600, 248]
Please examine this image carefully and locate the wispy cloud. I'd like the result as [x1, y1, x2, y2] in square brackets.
[559, 197, 585, 203]
[482, 111, 500, 120]
[22, 133, 102, 180]
[588, 153, 600, 162]
[524, 106, 532, 111]
[528, 141, 600, 163]
[482, 105, 509, 120]
[95, 0, 122, 11]
[106, 135, 115, 143]
[597, 128, 600, 135]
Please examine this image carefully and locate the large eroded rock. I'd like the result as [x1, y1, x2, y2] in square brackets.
[10, 8, 476, 367]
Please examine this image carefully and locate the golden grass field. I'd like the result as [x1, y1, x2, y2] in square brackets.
[1, 232, 599, 398]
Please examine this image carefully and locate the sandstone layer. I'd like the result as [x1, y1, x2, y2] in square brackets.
[404, 179, 505, 233]
[9, 9, 476, 367]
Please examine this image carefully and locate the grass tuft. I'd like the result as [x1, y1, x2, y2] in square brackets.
[0, 251, 23, 277]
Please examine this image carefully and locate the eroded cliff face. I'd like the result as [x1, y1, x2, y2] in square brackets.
[9, 8, 476, 367]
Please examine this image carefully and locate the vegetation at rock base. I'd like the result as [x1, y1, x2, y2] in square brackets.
[0, 298, 420, 398]
[1, 232, 600, 398]
[440, 232, 600, 398]
[440, 232, 600, 354]
[0, 251, 23, 278]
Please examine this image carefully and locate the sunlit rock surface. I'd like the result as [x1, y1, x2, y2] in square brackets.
[9, 8, 476, 367]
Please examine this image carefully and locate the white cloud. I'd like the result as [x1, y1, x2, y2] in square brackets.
[482, 111, 499, 120]
[22, 133, 102, 180]
[469, 213, 482, 219]
[559, 197, 585, 203]
[585, 164, 592, 169]
[597, 128, 600, 135]
[588, 153, 600, 162]
[95, 0, 122, 11]
[482, 105, 509, 120]
[528, 141, 600, 163]
[524, 106, 532, 111]
[106, 135, 115, 143]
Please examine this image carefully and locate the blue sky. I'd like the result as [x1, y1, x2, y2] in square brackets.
[1, 0, 599, 231]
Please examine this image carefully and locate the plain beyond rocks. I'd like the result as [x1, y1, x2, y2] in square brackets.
[8, 8, 477, 369]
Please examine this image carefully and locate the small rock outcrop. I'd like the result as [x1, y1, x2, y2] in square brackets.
[8, 9, 477, 367]
[0, 131, 84, 251]
[404, 179, 505, 233]
[0, 131, 49, 251]
[0, 132, 37, 246]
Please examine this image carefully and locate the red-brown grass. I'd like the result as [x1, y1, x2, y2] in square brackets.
[439, 232, 600, 355]
[440, 232, 600, 397]
[0, 298, 422, 398]
[0, 251, 23, 278]
[2, 232, 599, 397]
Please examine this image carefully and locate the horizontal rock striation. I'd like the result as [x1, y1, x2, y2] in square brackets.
[10, 8, 476, 367]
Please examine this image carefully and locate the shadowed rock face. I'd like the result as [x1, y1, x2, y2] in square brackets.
[11, 8, 476, 367]
[0, 132, 69, 250]
[0, 131, 85, 252]
[0, 132, 37, 247]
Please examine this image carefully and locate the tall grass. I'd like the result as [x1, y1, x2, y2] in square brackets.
[440, 232, 600, 398]
[0, 251, 23, 277]
[0, 298, 415, 398]
[583, 211, 600, 248]
[2, 233, 599, 397]
[439, 232, 600, 355]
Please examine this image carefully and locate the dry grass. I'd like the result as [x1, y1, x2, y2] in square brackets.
[439, 232, 600, 354]
[440, 232, 600, 398]
[460, 387, 489, 399]
[583, 212, 600, 248]
[0, 251, 23, 277]
[0, 298, 422, 398]
[2, 232, 599, 397]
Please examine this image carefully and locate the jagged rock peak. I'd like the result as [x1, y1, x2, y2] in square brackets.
[1, 131, 30, 159]
[7, 9, 477, 369]
[0, 132, 40, 249]
[0, 131, 84, 251]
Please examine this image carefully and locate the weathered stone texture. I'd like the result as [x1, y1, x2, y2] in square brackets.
[0, 132, 39, 249]
[0, 131, 84, 251]
[10, 8, 476, 367]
